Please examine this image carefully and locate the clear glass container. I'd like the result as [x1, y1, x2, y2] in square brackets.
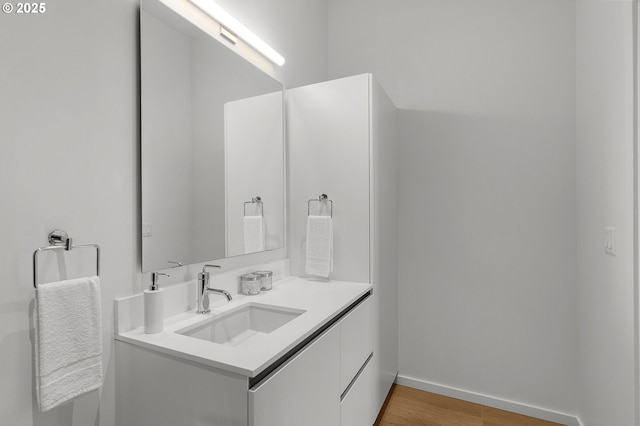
[240, 273, 261, 295]
[254, 270, 273, 291]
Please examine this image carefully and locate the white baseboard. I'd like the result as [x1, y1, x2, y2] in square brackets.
[396, 374, 582, 426]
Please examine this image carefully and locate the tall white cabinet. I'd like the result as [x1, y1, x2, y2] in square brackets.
[287, 73, 399, 421]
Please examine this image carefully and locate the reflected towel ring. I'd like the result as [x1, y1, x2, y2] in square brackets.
[244, 196, 264, 217]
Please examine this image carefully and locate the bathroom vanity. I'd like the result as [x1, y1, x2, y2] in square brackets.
[115, 277, 375, 426]
[132, 0, 398, 424]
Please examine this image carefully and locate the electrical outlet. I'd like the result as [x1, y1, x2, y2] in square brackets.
[604, 227, 616, 256]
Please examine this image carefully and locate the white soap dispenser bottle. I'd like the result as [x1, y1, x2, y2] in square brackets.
[144, 271, 168, 334]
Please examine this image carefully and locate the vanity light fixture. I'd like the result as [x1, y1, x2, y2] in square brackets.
[187, 0, 285, 66]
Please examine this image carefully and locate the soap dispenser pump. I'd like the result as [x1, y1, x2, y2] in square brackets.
[144, 272, 169, 334]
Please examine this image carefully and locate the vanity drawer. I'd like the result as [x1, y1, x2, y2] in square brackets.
[249, 323, 341, 426]
[340, 354, 376, 426]
[340, 295, 372, 394]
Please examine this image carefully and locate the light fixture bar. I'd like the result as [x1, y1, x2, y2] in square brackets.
[187, 0, 285, 66]
[219, 26, 237, 45]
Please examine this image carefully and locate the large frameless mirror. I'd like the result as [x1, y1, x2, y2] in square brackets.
[140, 0, 285, 272]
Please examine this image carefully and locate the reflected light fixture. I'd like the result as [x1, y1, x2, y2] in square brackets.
[187, 0, 286, 66]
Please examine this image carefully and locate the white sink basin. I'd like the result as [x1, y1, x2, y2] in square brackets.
[178, 303, 306, 347]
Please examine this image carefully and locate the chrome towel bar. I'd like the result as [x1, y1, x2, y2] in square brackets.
[32, 229, 100, 289]
[244, 196, 264, 217]
[308, 194, 333, 217]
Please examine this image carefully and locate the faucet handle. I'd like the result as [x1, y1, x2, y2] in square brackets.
[202, 264, 222, 273]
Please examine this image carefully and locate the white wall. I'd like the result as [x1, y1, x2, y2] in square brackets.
[328, 0, 578, 416]
[0, 0, 327, 424]
[0, 2, 137, 425]
[214, 0, 328, 90]
[575, 1, 637, 425]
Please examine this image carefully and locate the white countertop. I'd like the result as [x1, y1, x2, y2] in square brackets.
[116, 277, 372, 377]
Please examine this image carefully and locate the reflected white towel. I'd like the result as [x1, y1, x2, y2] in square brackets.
[305, 215, 333, 277]
[244, 215, 265, 254]
[35, 275, 103, 412]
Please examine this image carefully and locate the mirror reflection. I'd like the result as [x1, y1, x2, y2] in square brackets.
[141, 0, 285, 272]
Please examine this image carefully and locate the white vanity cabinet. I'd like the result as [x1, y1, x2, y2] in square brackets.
[116, 291, 373, 426]
[341, 358, 376, 426]
[339, 296, 376, 426]
[340, 293, 373, 395]
[249, 323, 341, 426]
[249, 296, 373, 426]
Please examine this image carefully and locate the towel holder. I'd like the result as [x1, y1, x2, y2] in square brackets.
[307, 194, 333, 217]
[244, 196, 264, 217]
[32, 229, 101, 289]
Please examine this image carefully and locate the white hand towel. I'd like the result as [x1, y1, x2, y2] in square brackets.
[244, 215, 265, 254]
[35, 275, 103, 412]
[305, 215, 334, 278]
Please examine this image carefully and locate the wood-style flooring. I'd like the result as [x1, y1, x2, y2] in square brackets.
[375, 385, 564, 426]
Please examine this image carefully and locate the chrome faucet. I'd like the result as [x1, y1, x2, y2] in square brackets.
[197, 264, 232, 314]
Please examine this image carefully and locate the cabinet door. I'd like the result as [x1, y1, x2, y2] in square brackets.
[249, 324, 341, 426]
[340, 296, 373, 394]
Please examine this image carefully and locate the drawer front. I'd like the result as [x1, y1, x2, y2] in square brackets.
[249, 323, 340, 426]
[340, 356, 376, 426]
[340, 296, 373, 394]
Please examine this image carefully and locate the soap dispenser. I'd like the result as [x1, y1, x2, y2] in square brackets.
[144, 272, 168, 334]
